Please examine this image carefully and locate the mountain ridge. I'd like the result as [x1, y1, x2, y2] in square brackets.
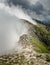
[0, 19, 50, 65]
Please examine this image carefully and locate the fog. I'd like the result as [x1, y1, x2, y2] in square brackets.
[0, 1, 36, 25]
[0, 0, 36, 55]
[0, 9, 30, 54]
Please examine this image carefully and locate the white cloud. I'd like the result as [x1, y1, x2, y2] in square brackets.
[0, 2, 36, 25]
[0, 0, 50, 22]
[0, 8, 30, 54]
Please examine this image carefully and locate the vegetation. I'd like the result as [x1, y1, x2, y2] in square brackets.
[34, 23, 50, 46]
[31, 37, 50, 53]
[29, 22, 50, 53]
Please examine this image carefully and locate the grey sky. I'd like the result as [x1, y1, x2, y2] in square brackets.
[3, 0, 49, 21]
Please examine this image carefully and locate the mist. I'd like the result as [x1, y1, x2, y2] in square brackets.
[0, 0, 37, 55]
[0, 9, 30, 54]
[0, 1, 36, 25]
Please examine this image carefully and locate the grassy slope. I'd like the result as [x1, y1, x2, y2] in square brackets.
[30, 23, 50, 53]
[31, 38, 50, 53]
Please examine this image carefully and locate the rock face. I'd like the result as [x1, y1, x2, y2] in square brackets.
[0, 19, 50, 65]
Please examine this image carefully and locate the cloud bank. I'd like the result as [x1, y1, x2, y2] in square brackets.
[6, 0, 50, 22]
[0, 8, 31, 54]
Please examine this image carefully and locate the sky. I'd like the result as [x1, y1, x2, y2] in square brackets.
[0, 0, 50, 22]
[5, 0, 50, 22]
[0, 0, 50, 54]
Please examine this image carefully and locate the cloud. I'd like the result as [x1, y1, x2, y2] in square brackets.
[0, 8, 30, 54]
[1, 0, 50, 21]
[7, 0, 40, 14]
[27, 0, 39, 5]
[28, 0, 50, 21]
[0, 1, 37, 24]
[31, 2, 44, 15]
[5, 0, 49, 21]
[0, 9, 17, 54]
[38, 0, 50, 21]
[39, 0, 50, 10]
[0, 0, 50, 21]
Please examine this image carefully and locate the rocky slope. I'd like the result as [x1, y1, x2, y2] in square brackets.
[0, 19, 50, 65]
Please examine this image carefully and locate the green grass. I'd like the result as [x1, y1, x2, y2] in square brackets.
[33, 24, 50, 46]
[34, 24, 50, 36]
[30, 37, 50, 53]
[30, 23, 50, 53]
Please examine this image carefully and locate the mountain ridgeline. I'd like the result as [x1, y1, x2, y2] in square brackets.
[22, 19, 50, 53]
[19, 20, 50, 53]
[0, 19, 50, 65]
